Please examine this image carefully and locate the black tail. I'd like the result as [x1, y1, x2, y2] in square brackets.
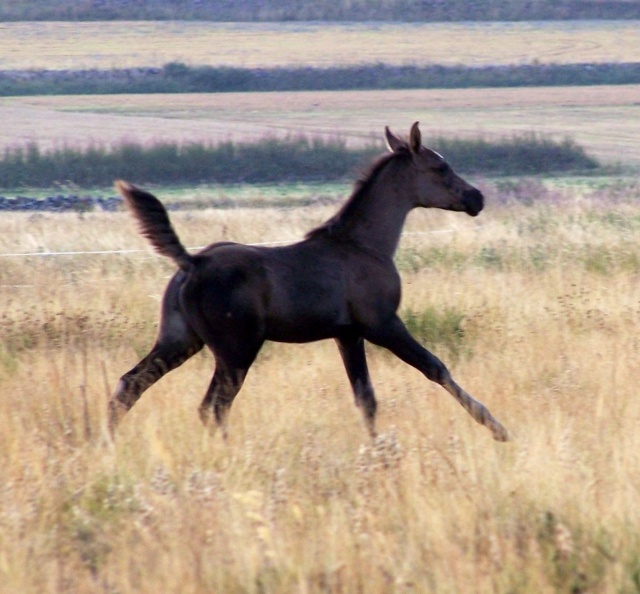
[115, 180, 194, 271]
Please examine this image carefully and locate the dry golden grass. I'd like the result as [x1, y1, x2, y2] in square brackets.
[3, 183, 640, 592]
[2, 85, 640, 166]
[1, 21, 638, 71]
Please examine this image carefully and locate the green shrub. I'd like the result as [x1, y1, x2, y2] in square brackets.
[401, 306, 471, 361]
[0, 134, 599, 188]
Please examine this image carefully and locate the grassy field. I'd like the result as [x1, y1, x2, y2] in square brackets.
[3, 179, 640, 592]
[2, 86, 640, 169]
[0, 21, 639, 71]
[2, 16, 640, 593]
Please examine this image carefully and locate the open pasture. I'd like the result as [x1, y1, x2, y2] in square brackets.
[1, 20, 639, 71]
[2, 85, 640, 168]
[2, 181, 640, 592]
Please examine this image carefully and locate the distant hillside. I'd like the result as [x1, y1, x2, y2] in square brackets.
[1, 0, 640, 21]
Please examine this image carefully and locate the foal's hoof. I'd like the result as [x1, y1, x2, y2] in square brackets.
[492, 424, 510, 442]
[107, 399, 130, 436]
[198, 406, 216, 434]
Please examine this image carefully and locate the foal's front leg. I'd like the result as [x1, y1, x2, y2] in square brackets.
[365, 316, 509, 441]
[335, 333, 377, 437]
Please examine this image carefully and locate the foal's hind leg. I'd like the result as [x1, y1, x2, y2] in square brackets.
[109, 338, 204, 433]
[196, 334, 263, 438]
[197, 360, 251, 439]
[365, 315, 509, 441]
[109, 274, 204, 433]
[336, 333, 378, 438]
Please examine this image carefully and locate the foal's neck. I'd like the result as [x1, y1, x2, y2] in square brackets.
[343, 160, 414, 258]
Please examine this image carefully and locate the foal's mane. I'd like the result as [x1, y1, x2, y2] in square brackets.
[306, 146, 410, 240]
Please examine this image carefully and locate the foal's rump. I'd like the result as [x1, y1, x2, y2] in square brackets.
[177, 244, 271, 348]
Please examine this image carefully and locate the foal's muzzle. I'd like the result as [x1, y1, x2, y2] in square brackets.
[463, 188, 484, 217]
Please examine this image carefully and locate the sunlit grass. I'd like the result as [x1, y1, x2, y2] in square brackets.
[3, 182, 640, 592]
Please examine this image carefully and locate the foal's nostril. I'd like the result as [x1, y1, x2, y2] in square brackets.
[463, 188, 484, 216]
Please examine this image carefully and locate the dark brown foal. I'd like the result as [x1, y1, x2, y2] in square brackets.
[110, 122, 508, 442]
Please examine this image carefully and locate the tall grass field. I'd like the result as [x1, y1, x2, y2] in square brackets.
[2, 179, 640, 592]
[3, 13, 640, 594]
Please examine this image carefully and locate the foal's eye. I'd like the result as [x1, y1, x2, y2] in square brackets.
[435, 163, 450, 175]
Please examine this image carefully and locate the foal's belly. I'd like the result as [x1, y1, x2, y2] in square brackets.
[264, 303, 350, 343]
[262, 254, 352, 342]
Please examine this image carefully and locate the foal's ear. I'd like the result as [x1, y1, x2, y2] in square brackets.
[384, 126, 405, 153]
[409, 121, 422, 153]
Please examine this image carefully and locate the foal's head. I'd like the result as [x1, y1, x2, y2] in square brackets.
[385, 122, 484, 217]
